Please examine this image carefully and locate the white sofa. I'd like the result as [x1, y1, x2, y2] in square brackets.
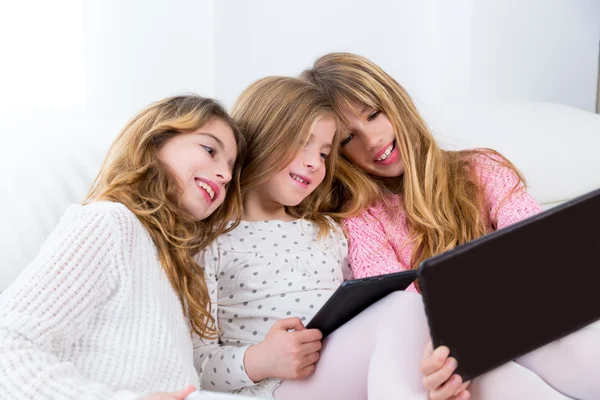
[2, 102, 600, 291]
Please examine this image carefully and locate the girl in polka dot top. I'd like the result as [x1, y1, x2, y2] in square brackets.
[195, 77, 432, 399]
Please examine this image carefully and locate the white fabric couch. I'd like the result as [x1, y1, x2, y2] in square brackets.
[2, 102, 600, 291]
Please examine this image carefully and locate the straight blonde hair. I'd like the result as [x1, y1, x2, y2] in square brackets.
[302, 53, 525, 280]
[86, 95, 246, 339]
[231, 76, 341, 236]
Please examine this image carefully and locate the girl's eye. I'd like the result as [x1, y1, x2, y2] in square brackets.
[202, 145, 215, 156]
[320, 153, 329, 160]
[367, 110, 381, 121]
[340, 133, 354, 147]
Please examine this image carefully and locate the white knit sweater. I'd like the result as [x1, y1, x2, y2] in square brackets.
[0, 202, 208, 399]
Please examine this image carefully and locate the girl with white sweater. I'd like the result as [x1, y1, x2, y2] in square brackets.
[0, 95, 245, 400]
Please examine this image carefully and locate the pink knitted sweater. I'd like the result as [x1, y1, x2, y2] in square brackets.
[344, 154, 542, 291]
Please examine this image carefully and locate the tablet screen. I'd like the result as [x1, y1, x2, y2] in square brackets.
[419, 188, 600, 381]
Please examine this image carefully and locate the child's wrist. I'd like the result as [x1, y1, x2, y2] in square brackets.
[243, 343, 268, 383]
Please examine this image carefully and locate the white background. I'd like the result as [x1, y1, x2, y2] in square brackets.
[0, 0, 598, 147]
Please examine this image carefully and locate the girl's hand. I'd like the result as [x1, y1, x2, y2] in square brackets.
[141, 385, 196, 400]
[244, 317, 322, 381]
[420, 341, 471, 400]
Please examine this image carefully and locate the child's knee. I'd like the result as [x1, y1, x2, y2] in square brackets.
[386, 291, 424, 311]
[378, 291, 427, 325]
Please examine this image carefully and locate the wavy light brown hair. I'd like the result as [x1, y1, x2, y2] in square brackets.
[302, 52, 525, 275]
[231, 76, 341, 236]
[86, 95, 245, 339]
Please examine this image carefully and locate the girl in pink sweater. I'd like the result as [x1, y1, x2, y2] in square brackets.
[303, 52, 599, 400]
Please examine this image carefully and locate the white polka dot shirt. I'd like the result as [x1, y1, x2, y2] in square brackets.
[196, 219, 350, 396]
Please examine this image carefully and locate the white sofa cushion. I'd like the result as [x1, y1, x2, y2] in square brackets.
[421, 102, 600, 208]
[0, 134, 108, 291]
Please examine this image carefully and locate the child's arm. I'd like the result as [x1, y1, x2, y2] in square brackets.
[192, 317, 255, 392]
[344, 211, 404, 278]
[344, 210, 418, 291]
[474, 153, 542, 230]
[193, 248, 255, 392]
[0, 205, 141, 399]
[330, 222, 353, 281]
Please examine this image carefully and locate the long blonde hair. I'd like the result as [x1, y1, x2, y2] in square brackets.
[231, 76, 341, 236]
[86, 95, 245, 339]
[302, 52, 525, 274]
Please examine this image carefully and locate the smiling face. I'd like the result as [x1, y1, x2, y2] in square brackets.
[243, 117, 336, 218]
[337, 102, 404, 179]
[158, 118, 238, 221]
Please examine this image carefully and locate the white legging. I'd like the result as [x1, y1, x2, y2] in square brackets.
[274, 292, 600, 400]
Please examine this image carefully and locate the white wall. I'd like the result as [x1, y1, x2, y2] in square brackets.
[471, 0, 600, 111]
[1, 0, 597, 147]
[0, 0, 216, 146]
[215, 0, 439, 108]
[429, 0, 474, 104]
[0, 0, 216, 182]
[214, 0, 600, 111]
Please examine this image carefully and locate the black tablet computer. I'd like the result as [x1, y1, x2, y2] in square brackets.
[418, 187, 600, 382]
[306, 269, 417, 338]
